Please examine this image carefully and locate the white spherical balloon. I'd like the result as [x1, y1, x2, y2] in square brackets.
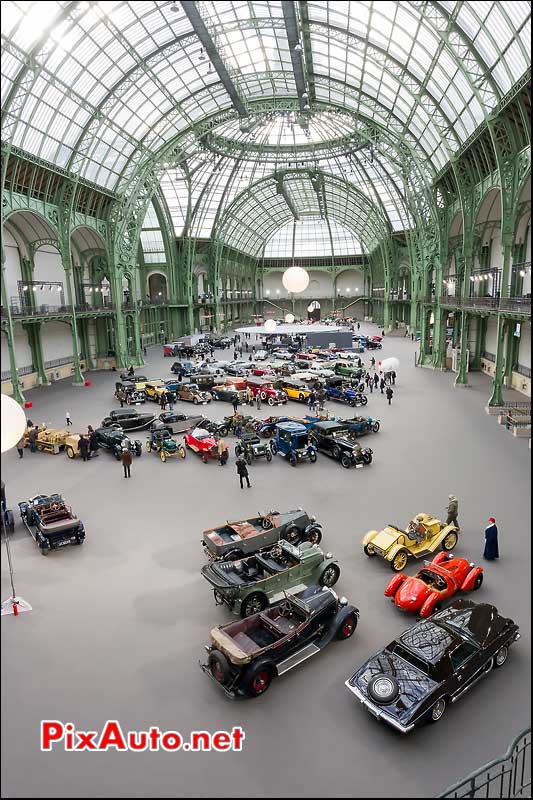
[1, 394, 28, 453]
[285, 313, 295, 323]
[282, 266, 310, 294]
[307, 304, 314, 313]
[264, 319, 277, 333]
[380, 357, 400, 372]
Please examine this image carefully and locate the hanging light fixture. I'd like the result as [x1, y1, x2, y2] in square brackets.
[282, 266, 310, 293]
[285, 313, 295, 323]
[264, 319, 277, 333]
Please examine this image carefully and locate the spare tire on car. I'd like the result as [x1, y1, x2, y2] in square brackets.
[208, 650, 232, 685]
[367, 675, 400, 705]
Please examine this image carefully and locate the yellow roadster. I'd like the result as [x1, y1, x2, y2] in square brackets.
[362, 513, 459, 571]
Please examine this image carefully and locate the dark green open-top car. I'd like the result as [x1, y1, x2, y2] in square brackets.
[95, 426, 142, 459]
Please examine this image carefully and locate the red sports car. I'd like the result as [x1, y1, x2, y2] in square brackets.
[183, 428, 219, 463]
[384, 552, 484, 617]
[251, 366, 275, 377]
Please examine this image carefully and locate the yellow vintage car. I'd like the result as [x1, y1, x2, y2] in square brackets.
[143, 380, 168, 401]
[362, 513, 459, 571]
[24, 426, 81, 456]
[280, 379, 313, 403]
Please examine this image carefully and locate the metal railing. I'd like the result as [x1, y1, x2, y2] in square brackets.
[440, 296, 531, 314]
[437, 728, 530, 798]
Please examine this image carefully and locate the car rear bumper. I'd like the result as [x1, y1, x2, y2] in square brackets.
[199, 661, 238, 699]
[344, 681, 415, 733]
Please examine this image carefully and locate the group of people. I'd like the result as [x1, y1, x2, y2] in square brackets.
[445, 494, 500, 561]
[77, 427, 99, 462]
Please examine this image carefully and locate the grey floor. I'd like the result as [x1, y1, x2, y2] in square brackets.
[1, 323, 530, 799]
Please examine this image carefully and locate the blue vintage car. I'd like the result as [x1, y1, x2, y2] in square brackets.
[324, 385, 368, 407]
[270, 422, 318, 467]
[342, 416, 381, 436]
[255, 416, 292, 438]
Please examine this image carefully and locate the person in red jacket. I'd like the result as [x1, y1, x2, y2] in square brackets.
[121, 447, 133, 478]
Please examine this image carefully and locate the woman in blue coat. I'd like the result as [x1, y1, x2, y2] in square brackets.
[483, 517, 499, 560]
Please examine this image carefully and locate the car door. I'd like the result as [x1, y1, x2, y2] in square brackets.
[448, 640, 483, 697]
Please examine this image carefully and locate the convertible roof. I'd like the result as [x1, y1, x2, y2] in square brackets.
[276, 421, 307, 433]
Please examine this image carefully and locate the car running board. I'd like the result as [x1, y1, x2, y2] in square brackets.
[276, 644, 321, 675]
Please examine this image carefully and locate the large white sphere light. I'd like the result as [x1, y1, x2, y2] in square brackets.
[307, 304, 314, 313]
[282, 266, 310, 294]
[1, 394, 27, 453]
[264, 319, 277, 333]
[285, 313, 295, 323]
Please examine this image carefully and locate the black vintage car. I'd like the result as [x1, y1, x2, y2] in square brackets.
[309, 421, 373, 468]
[114, 382, 146, 405]
[95, 426, 142, 459]
[158, 412, 205, 434]
[101, 409, 156, 431]
[170, 361, 197, 376]
[210, 385, 248, 403]
[201, 586, 359, 697]
[345, 599, 520, 733]
[120, 373, 148, 383]
[234, 433, 273, 464]
[18, 494, 85, 556]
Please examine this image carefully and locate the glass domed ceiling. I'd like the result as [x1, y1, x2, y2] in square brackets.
[213, 109, 357, 149]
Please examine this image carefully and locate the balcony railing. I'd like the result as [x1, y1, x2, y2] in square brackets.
[439, 296, 531, 314]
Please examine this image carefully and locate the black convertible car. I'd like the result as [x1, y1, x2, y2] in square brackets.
[95, 427, 142, 459]
[202, 586, 358, 697]
[309, 421, 373, 468]
[19, 494, 85, 555]
[210, 385, 248, 403]
[345, 599, 520, 733]
[101, 409, 156, 431]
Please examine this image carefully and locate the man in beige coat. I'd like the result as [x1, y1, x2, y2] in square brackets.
[446, 495, 460, 530]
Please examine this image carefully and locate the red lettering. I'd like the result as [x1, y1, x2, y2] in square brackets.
[75, 732, 97, 751]
[41, 721, 64, 751]
[65, 723, 75, 751]
[212, 732, 231, 751]
[191, 731, 210, 751]
[148, 727, 161, 750]
[232, 727, 245, 751]
[161, 732, 182, 751]
[128, 731, 148, 751]
[97, 720, 127, 751]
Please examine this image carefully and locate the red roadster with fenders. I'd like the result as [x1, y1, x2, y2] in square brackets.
[183, 427, 220, 463]
[384, 552, 484, 617]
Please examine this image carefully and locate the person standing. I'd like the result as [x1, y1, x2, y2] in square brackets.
[232, 396, 239, 415]
[143, 346, 147, 356]
[370, 356, 376, 368]
[119, 395, 124, 408]
[381, 329, 385, 337]
[357, 322, 360, 331]
[234, 350, 238, 360]
[217, 437, 228, 466]
[357, 357, 362, 368]
[256, 392, 262, 410]
[246, 386, 254, 406]
[245, 341, 249, 352]
[121, 447, 133, 478]
[128, 365, 134, 376]
[236, 456, 251, 489]
[446, 495, 460, 530]
[78, 435, 90, 462]
[369, 378, 373, 393]
[373, 373, 379, 388]
[379, 377, 385, 394]
[16, 436, 25, 458]
[66, 411, 72, 427]
[160, 393, 167, 411]
[385, 386, 393, 405]
[391, 370, 396, 385]
[483, 517, 499, 560]
[88, 426, 99, 458]
[28, 426, 38, 453]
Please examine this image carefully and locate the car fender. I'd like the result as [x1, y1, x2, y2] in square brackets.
[384, 573, 406, 597]
[316, 605, 359, 649]
[385, 542, 407, 563]
[304, 522, 322, 535]
[362, 529, 380, 547]
[431, 551, 451, 566]
[461, 566, 483, 592]
[419, 593, 441, 617]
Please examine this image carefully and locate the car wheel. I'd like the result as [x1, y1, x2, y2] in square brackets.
[360, 396, 368, 406]
[102, 417, 112, 427]
[265, 450, 272, 462]
[146, 441, 152, 452]
[66, 446, 75, 459]
[429, 698, 446, 723]
[299, 394, 305, 402]
[306, 527, 322, 545]
[241, 593, 267, 618]
[288, 453, 297, 467]
[349, 400, 356, 407]
[208, 650, 232, 686]
[241, 664, 273, 697]
[442, 531, 458, 551]
[494, 645, 509, 668]
[363, 544, 376, 557]
[235, 445, 242, 457]
[268, 397, 275, 406]
[41, 546, 50, 556]
[135, 442, 142, 457]
[284, 524, 300, 544]
[341, 454, 351, 469]
[332, 445, 341, 460]
[391, 550, 409, 571]
[336, 613, 358, 640]
[372, 421, 380, 433]
[218, 426, 228, 437]
[202, 454, 209, 464]
[193, 397, 199, 405]
[114, 451, 121, 461]
[368, 675, 399, 705]
[308, 450, 317, 463]
[320, 563, 340, 587]
[473, 573, 483, 590]
[260, 392, 267, 400]
[270, 441, 278, 455]
[160, 451, 166, 462]
[362, 452, 372, 465]
[178, 445, 186, 459]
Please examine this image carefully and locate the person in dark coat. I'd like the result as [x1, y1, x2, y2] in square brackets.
[391, 370, 396, 385]
[357, 322, 360, 331]
[232, 396, 239, 414]
[121, 447, 133, 478]
[160, 393, 167, 411]
[386, 386, 393, 405]
[379, 377, 385, 394]
[88, 427, 99, 457]
[78, 435, 90, 462]
[370, 356, 375, 367]
[373, 373, 379, 388]
[357, 358, 362, 368]
[483, 517, 499, 560]
[236, 456, 251, 489]
[128, 365, 134, 376]
[28, 427, 38, 453]
[446, 495, 460, 530]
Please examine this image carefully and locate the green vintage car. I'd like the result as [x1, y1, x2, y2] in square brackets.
[201, 539, 340, 617]
[334, 362, 364, 380]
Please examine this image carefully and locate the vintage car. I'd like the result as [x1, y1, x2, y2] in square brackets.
[279, 379, 313, 403]
[234, 433, 273, 464]
[224, 361, 250, 376]
[334, 363, 365, 380]
[143, 380, 176, 403]
[254, 415, 292, 438]
[183, 427, 219, 462]
[309, 421, 373, 469]
[18, 494, 85, 555]
[170, 360, 196, 375]
[145, 429, 186, 462]
[345, 599, 520, 733]
[270, 421, 318, 466]
[23, 426, 71, 455]
[120, 373, 148, 384]
[114, 382, 146, 405]
[384, 552, 484, 617]
[246, 378, 288, 406]
[362, 513, 460, 572]
[210, 385, 248, 404]
[365, 339, 383, 350]
[251, 365, 275, 377]
[101, 409, 156, 432]
[342, 415, 380, 435]
[254, 349, 269, 361]
[175, 383, 211, 404]
[222, 413, 257, 434]
[181, 373, 217, 391]
[95, 426, 143, 459]
[201, 586, 358, 697]
[157, 412, 204, 434]
[201, 539, 340, 617]
[324, 385, 365, 407]
[202, 509, 323, 561]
